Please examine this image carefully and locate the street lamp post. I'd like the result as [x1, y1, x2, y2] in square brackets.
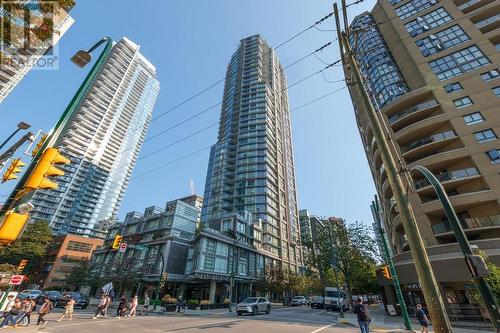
[0, 37, 113, 216]
[147, 246, 165, 309]
[0, 122, 30, 152]
[228, 230, 241, 312]
[411, 165, 500, 330]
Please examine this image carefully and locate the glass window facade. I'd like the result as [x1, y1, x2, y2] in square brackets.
[486, 149, 500, 164]
[444, 82, 463, 93]
[493, 86, 500, 97]
[416, 25, 469, 57]
[474, 129, 497, 143]
[405, 7, 453, 37]
[395, 0, 438, 20]
[463, 112, 484, 125]
[453, 96, 473, 108]
[481, 69, 500, 81]
[428, 45, 490, 80]
[350, 13, 409, 108]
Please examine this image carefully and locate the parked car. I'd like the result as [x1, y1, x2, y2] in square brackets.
[236, 297, 271, 315]
[310, 296, 325, 309]
[20, 290, 42, 300]
[16, 293, 30, 300]
[56, 292, 89, 309]
[36, 291, 61, 305]
[290, 296, 307, 306]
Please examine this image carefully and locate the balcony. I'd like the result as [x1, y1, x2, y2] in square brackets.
[388, 99, 439, 129]
[402, 130, 456, 154]
[456, 0, 496, 14]
[432, 214, 500, 235]
[414, 167, 480, 190]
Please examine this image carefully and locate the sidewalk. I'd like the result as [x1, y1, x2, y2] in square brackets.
[339, 309, 495, 333]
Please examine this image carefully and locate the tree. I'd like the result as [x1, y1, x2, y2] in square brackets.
[0, 221, 53, 275]
[307, 218, 379, 308]
[65, 260, 100, 291]
[0, 263, 17, 274]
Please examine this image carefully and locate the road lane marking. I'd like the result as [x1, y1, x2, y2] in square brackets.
[163, 319, 241, 332]
[311, 310, 326, 315]
[310, 323, 336, 333]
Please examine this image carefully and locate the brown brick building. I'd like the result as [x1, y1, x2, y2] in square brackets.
[36, 234, 103, 289]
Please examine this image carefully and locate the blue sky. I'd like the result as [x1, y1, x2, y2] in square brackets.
[0, 0, 378, 224]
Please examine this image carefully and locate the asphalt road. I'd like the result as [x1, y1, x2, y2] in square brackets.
[29, 306, 362, 333]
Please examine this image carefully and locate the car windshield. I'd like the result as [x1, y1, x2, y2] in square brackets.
[241, 297, 258, 303]
[325, 291, 340, 298]
[294, 296, 304, 299]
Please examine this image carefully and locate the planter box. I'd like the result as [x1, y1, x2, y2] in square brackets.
[187, 304, 198, 310]
[200, 304, 210, 310]
[160, 303, 177, 312]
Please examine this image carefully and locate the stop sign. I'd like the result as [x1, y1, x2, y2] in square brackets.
[9, 275, 25, 285]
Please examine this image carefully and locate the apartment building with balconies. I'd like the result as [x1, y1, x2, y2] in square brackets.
[348, 0, 500, 318]
[30, 37, 160, 236]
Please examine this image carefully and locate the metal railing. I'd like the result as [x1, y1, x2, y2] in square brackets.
[388, 99, 439, 125]
[401, 130, 456, 153]
[415, 167, 479, 190]
[432, 214, 500, 234]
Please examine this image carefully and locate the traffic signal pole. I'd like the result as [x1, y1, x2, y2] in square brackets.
[0, 37, 113, 217]
[371, 198, 412, 330]
[334, 4, 452, 332]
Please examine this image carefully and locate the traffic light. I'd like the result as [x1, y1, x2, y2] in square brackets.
[17, 259, 28, 273]
[31, 133, 48, 157]
[112, 235, 122, 249]
[24, 147, 70, 191]
[2, 159, 26, 183]
[382, 265, 391, 279]
[0, 211, 29, 245]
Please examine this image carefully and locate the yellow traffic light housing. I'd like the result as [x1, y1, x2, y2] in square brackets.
[24, 147, 70, 190]
[2, 159, 26, 183]
[31, 133, 48, 157]
[17, 259, 28, 273]
[382, 265, 391, 279]
[0, 211, 29, 245]
[112, 235, 122, 249]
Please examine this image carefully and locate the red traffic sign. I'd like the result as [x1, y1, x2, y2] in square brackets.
[118, 242, 128, 253]
[9, 275, 25, 285]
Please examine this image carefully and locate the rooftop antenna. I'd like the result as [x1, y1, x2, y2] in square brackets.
[189, 178, 195, 195]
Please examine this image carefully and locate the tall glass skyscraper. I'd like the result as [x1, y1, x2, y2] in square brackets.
[201, 35, 302, 271]
[30, 37, 160, 236]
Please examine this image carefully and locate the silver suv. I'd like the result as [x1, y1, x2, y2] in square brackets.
[237, 297, 271, 315]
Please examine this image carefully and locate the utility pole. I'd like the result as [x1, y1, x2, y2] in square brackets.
[372, 197, 412, 331]
[334, 3, 452, 333]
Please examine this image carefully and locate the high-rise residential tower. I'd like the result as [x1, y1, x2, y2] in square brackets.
[347, 0, 500, 316]
[0, 1, 75, 103]
[201, 35, 302, 271]
[30, 37, 160, 236]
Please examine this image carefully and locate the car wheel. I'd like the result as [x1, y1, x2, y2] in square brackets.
[237, 312, 242, 316]
[252, 306, 258, 315]
[266, 306, 270, 314]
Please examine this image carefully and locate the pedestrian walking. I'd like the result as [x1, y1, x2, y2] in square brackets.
[0, 298, 22, 328]
[21, 299, 36, 326]
[129, 296, 138, 317]
[57, 296, 75, 321]
[116, 296, 127, 318]
[415, 304, 429, 333]
[36, 297, 53, 326]
[104, 294, 111, 317]
[353, 297, 371, 333]
[142, 294, 150, 316]
[0, 295, 14, 321]
[12, 299, 32, 327]
[93, 295, 107, 319]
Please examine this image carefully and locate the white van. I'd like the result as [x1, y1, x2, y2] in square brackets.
[324, 287, 349, 311]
